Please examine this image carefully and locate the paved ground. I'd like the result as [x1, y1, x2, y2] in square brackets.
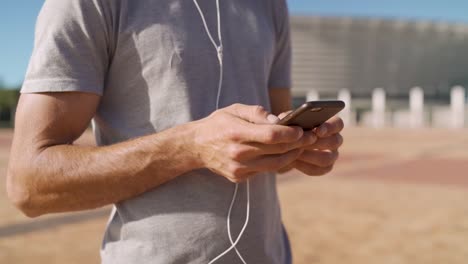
[279, 128, 468, 264]
[0, 127, 467, 264]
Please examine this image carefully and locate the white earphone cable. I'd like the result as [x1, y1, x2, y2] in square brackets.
[192, 1, 250, 263]
[226, 183, 247, 264]
[193, 0, 224, 110]
[209, 181, 250, 264]
[192, 0, 220, 51]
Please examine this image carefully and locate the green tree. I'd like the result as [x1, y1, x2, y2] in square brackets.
[0, 89, 19, 109]
[0, 88, 20, 126]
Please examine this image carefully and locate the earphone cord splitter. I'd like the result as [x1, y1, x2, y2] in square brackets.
[192, 1, 251, 264]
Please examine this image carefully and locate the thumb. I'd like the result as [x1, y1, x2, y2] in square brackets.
[227, 104, 279, 124]
[278, 110, 293, 120]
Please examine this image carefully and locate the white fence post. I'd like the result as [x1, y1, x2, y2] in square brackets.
[372, 88, 386, 128]
[410, 87, 424, 128]
[451, 86, 465, 128]
[306, 89, 319, 101]
[338, 89, 352, 126]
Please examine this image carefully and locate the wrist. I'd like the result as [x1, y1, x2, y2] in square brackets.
[144, 122, 203, 179]
[174, 121, 205, 171]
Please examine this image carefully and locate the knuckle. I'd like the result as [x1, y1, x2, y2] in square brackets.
[333, 134, 343, 148]
[227, 145, 246, 161]
[228, 103, 243, 117]
[253, 105, 267, 116]
[209, 109, 222, 118]
[327, 135, 342, 149]
[327, 137, 338, 149]
[211, 110, 230, 122]
[230, 103, 242, 110]
[216, 107, 230, 116]
[337, 118, 345, 130]
[331, 116, 344, 126]
[228, 163, 246, 179]
[229, 176, 244, 183]
[292, 126, 304, 137]
[226, 129, 241, 141]
[337, 134, 344, 147]
[263, 130, 277, 143]
[264, 129, 282, 144]
[249, 105, 268, 123]
[226, 174, 243, 183]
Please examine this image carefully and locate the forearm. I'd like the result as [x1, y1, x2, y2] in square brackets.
[8, 122, 200, 217]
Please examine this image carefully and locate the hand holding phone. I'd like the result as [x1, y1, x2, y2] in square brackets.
[278, 100, 345, 130]
[276, 100, 345, 176]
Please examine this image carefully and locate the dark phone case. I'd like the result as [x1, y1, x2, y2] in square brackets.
[278, 100, 345, 130]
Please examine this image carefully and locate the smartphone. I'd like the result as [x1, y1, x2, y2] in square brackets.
[278, 100, 345, 130]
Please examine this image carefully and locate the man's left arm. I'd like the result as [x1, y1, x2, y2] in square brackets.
[269, 88, 344, 176]
[267, 0, 343, 175]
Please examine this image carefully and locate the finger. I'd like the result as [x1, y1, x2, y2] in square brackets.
[303, 134, 343, 151]
[277, 163, 295, 173]
[246, 148, 303, 172]
[230, 121, 304, 144]
[277, 110, 293, 120]
[226, 103, 279, 124]
[211, 161, 254, 183]
[239, 131, 316, 158]
[293, 160, 334, 176]
[316, 116, 344, 137]
[297, 149, 339, 168]
[226, 171, 257, 183]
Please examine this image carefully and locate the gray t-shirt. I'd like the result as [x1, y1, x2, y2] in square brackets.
[22, 0, 292, 263]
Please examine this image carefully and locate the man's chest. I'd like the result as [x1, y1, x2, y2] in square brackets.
[110, 0, 277, 80]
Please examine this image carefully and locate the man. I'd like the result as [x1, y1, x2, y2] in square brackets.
[7, 0, 343, 263]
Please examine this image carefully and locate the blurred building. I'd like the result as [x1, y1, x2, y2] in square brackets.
[290, 16, 468, 108]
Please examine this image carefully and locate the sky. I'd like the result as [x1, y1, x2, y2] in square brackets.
[1, 0, 468, 87]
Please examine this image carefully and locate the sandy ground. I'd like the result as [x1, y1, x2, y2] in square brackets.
[0, 127, 467, 264]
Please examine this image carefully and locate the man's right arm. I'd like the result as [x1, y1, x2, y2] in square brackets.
[7, 92, 312, 217]
[7, 92, 201, 217]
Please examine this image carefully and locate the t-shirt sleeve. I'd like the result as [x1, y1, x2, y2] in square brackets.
[268, 0, 292, 89]
[21, 0, 110, 96]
